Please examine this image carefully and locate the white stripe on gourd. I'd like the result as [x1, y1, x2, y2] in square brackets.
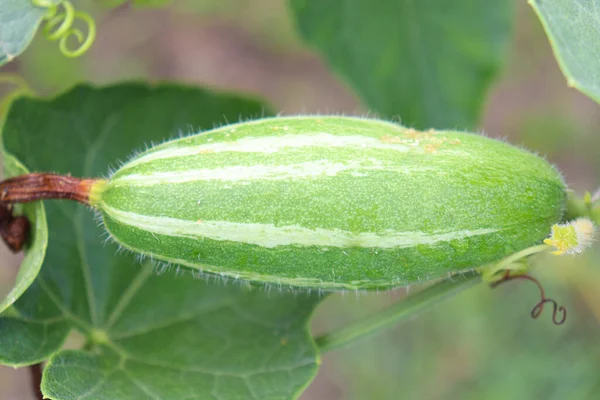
[118, 132, 467, 172]
[110, 160, 437, 186]
[102, 204, 499, 249]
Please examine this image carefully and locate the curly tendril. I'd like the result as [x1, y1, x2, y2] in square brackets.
[491, 271, 567, 325]
[31, 0, 96, 58]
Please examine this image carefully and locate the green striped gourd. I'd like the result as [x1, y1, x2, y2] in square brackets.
[89, 116, 566, 290]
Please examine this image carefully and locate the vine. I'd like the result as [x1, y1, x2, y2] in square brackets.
[32, 0, 96, 58]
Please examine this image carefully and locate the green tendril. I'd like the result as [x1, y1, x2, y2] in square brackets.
[31, 0, 96, 58]
[44, 1, 75, 40]
[60, 12, 96, 57]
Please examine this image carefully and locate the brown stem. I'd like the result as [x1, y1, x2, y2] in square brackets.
[0, 173, 95, 205]
[29, 363, 43, 400]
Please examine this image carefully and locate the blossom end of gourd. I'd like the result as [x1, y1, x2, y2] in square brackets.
[544, 218, 596, 256]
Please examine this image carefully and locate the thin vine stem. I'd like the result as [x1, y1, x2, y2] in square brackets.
[315, 273, 480, 353]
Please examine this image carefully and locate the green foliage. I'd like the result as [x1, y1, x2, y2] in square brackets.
[0, 317, 70, 366]
[0, 83, 324, 399]
[0, 0, 47, 66]
[289, 0, 513, 129]
[0, 153, 47, 313]
[531, 0, 600, 104]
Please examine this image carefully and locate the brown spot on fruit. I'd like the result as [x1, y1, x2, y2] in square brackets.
[380, 135, 404, 144]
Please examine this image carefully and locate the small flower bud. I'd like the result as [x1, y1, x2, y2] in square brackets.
[544, 218, 595, 255]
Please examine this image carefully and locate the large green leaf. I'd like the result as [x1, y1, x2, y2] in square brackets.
[530, 0, 600, 104]
[289, 0, 513, 129]
[0, 83, 324, 399]
[0, 0, 47, 66]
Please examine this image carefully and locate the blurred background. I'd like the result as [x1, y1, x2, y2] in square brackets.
[1, 0, 599, 399]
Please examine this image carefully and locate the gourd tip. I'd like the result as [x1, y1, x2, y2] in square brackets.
[544, 218, 595, 255]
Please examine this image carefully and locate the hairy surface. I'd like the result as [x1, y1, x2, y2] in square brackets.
[94, 116, 566, 289]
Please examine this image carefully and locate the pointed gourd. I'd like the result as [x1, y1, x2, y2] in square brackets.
[89, 116, 566, 290]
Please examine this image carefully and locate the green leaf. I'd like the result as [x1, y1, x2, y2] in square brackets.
[530, 0, 600, 104]
[0, 0, 46, 66]
[0, 317, 70, 366]
[0, 83, 324, 399]
[289, 0, 513, 129]
[0, 154, 47, 314]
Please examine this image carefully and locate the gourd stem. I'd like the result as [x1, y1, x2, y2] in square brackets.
[566, 190, 600, 225]
[315, 273, 480, 353]
[0, 173, 96, 205]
